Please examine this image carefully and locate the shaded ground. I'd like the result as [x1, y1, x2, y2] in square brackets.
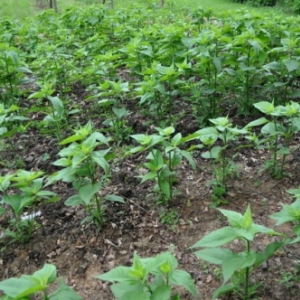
[1, 95, 300, 299]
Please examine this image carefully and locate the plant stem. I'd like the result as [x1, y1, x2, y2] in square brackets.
[245, 239, 250, 300]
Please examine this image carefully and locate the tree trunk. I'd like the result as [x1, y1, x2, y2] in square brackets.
[49, 0, 58, 12]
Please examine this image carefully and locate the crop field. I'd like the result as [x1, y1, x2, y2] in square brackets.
[1, 2, 300, 299]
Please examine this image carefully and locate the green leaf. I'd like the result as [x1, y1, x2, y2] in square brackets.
[253, 101, 274, 115]
[49, 279, 83, 300]
[79, 182, 102, 205]
[65, 195, 84, 206]
[0, 264, 56, 299]
[270, 199, 300, 225]
[104, 194, 125, 203]
[171, 133, 182, 147]
[169, 269, 197, 296]
[222, 251, 256, 283]
[194, 248, 233, 264]
[110, 282, 145, 300]
[139, 171, 157, 183]
[151, 285, 171, 300]
[245, 117, 269, 129]
[91, 152, 110, 175]
[190, 227, 238, 248]
[95, 266, 132, 283]
[160, 180, 171, 199]
[201, 146, 222, 159]
[180, 150, 196, 169]
[283, 59, 299, 72]
[47, 96, 64, 114]
[33, 264, 57, 284]
[53, 158, 72, 167]
[196, 127, 218, 145]
[212, 284, 235, 300]
[255, 241, 284, 267]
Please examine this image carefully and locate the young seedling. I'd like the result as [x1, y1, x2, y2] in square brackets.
[270, 187, 300, 244]
[196, 116, 247, 206]
[252, 100, 300, 179]
[95, 251, 197, 300]
[127, 126, 196, 204]
[48, 121, 124, 228]
[190, 205, 283, 299]
[0, 263, 82, 300]
[102, 106, 133, 146]
[0, 170, 58, 245]
[29, 81, 66, 140]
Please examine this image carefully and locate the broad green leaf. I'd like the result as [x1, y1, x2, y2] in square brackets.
[65, 194, 84, 206]
[218, 208, 244, 228]
[52, 158, 72, 167]
[270, 199, 300, 225]
[222, 251, 256, 283]
[33, 264, 57, 284]
[46, 167, 76, 185]
[180, 150, 196, 169]
[0, 264, 56, 299]
[139, 171, 157, 183]
[253, 101, 274, 115]
[194, 248, 233, 264]
[95, 266, 132, 283]
[79, 182, 102, 204]
[49, 279, 83, 300]
[201, 146, 222, 159]
[47, 96, 64, 114]
[91, 152, 110, 175]
[169, 269, 197, 296]
[190, 227, 238, 248]
[209, 117, 229, 128]
[151, 285, 171, 300]
[147, 252, 178, 275]
[171, 133, 182, 147]
[110, 282, 145, 299]
[104, 194, 125, 203]
[283, 59, 299, 72]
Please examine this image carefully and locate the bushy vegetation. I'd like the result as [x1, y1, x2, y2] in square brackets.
[1, 2, 300, 299]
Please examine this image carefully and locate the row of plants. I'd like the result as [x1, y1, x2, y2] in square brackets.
[1, 99, 300, 243]
[1, 192, 300, 299]
[1, 5, 300, 124]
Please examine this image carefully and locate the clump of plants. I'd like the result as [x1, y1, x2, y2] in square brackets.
[96, 251, 197, 300]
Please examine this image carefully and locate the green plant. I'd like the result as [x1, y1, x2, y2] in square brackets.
[102, 106, 133, 146]
[251, 100, 300, 178]
[0, 263, 82, 300]
[190, 205, 283, 299]
[0, 103, 28, 152]
[159, 208, 179, 228]
[0, 171, 58, 245]
[29, 82, 67, 140]
[48, 121, 124, 228]
[196, 116, 246, 205]
[95, 251, 197, 300]
[270, 187, 300, 244]
[128, 126, 196, 204]
[0, 43, 31, 105]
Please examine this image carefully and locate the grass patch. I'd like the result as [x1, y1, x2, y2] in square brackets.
[0, 0, 36, 19]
